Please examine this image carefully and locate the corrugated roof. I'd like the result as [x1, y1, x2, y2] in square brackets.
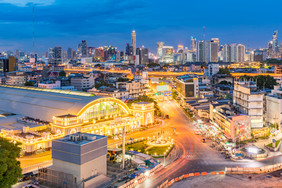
[0, 85, 103, 122]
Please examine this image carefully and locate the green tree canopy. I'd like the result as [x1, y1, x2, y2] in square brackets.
[59, 70, 66, 77]
[218, 68, 231, 75]
[0, 137, 22, 188]
[239, 75, 277, 89]
[24, 81, 34, 86]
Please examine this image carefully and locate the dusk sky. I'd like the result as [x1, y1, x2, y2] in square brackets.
[0, 0, 282, 54]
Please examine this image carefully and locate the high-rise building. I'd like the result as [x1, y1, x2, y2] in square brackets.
[196, 41, 205, 62]
[131, 30, 136, 55]
[54, 46, 62, 65]
[272, 30, 279, 57]
[157, 42, 164, 58]
[0, 56, 17, 73]
[190, 36, 196, 52]
[161, 46, 174, 63]
[136, 47, 149, 65]
[237, 44, 245, 62]
[230, 43, 237, 62]
[104, 46, 116, 61]
[210, 38, 219, 62]
[268, 41, 273, 58]
[94, 47, 104, 62]
[204, 41, 210, 63]
[67, 48, 73, 59]
[223, 44, 231, 62]
[81, 40, 88, 57]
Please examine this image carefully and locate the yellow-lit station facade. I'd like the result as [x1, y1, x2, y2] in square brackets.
[0, 86, 154, 155]
[51, 98, 154, 136]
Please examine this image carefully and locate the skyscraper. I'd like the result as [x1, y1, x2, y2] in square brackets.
[210, 38, 219, 62]
[204, 41, 210, 63]
[131, 30, 136, 55]
[54, 46, 62, 65]
[272, 30, 279, 57]
[196, 41, 205, 62]
[67, 48, 73, 59]
[237, 44, 245, 62]
[157, 42, 164, 58]
[81, 40, 88, 57]
[190, 36, 196, 52]
[223, 44, 231, 62]
[230, 43, 237, 62]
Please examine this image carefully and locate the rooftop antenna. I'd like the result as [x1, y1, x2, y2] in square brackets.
[32, 6, 35, 53]
[203, 26, 205, 41]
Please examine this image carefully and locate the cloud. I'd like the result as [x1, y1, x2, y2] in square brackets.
[0, 0, 55, 7]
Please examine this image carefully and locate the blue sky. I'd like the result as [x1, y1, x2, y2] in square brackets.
[0, 0, 281, 54]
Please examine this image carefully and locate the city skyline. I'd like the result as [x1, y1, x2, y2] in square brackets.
[0, 0, 282, 53]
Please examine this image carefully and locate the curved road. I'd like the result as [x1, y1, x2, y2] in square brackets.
[137, 100, 282, 188]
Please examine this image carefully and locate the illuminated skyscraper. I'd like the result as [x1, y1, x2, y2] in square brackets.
[196, 41, 205, 62]
[223, 44, 231, 62]
[131, 30, 136, 55]
[272, 30, 279, 57]
[237, 44, 245, 62]
[157, 42, 164, 58]
[81, 40, 87, 57]
[210, 38, 219, 62]
[190, 36, 196, 52]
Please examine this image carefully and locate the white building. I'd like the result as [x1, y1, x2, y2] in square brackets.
[233, 81, 264, 128]
[71, 73, 95, 91]
[207, 63, 219, 77]
[38, 80, 61, 89]
[265, 85, 282, 129]
[5, 71, 26, 86]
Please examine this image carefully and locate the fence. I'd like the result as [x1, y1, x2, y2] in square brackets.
[157, 162, 282, 188]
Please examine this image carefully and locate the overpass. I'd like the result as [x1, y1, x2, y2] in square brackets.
[64, 68, 282, 78]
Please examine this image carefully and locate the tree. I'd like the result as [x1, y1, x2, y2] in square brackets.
[59, 70, 66, 77]
[0, 137, 22, 188]
[239, 75, 277, 90]
[218, 68, 231, 75]
[24, 81, 34, 86]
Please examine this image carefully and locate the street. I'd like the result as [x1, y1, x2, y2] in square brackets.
[137, 99, 282, 188]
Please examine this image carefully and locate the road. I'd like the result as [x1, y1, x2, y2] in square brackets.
[137, 100, 282, 188]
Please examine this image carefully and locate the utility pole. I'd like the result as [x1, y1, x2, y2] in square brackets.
[122, 126, 125, 169]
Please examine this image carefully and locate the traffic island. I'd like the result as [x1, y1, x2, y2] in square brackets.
[265, 139, 281, 152]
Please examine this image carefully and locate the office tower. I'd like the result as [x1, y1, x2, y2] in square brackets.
[81, 40, 88, 57]
[67, 48, 73, 59]
[77, 43, 82, 57]
[157, 42, 165, 58]
[48, 48, 55, 64]
[272, 30, 279, 57]
[131, 30, 136, 55]
[161, 46, 174, 63]
[196, 41, 205, 62]
[136, 48, 149, 65]
[190, 36, 196, 52]
[54, 46, 62, 65]
[237, 44, 245, 62]
[94, 47, 104, 62]
[177, 45, 184, 53]
[268, 41, 273, 58]
[223, 44, 231, 62]
[204, 41, 210, 63]
[230, 43, 237, 62]
[116, 51, 121, 62]
[210, 38, 219, 62]
[104, 46, 116, 61]
[0, 56, 17, 73]
[88, 47, 95, 57]
[120, 51, 124, 61]
[125, 43, 134, 56]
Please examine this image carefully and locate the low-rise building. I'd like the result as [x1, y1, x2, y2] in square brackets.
[39, 133, 109, 188]
[70, 72, 95, 91]
[210, 103, 252, 141]
[176, 75, 199, 100]
[233, 81, 264, 128]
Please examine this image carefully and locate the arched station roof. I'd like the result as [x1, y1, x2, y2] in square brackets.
[0, 85, 130, 122]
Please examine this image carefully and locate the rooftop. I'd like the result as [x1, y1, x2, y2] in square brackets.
[56, 132, 106, 146]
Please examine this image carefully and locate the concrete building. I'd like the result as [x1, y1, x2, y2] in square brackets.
[176, 75, 199, 100]
[233, 81, 264, 128]
[237, 44, 245, 62]
[5, 71, 26, 86]
[0, 85, 152, 155]
[161, 46, 174, 63]
[210, 104, 252, 141]
[40, 133, 109, 188]
[265, 85, 282, 129]
[131, 30, 136, 55]
[207, 63, 219, 77]
[70, 73, 95, 91]
[116, 80, 145, 99]
[196, 41, 205, 62]
[210, 38, 219, 62]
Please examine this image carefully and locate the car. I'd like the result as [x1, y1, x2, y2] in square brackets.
[202, 138, 206, 143]
[166, 115, 169, 119]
